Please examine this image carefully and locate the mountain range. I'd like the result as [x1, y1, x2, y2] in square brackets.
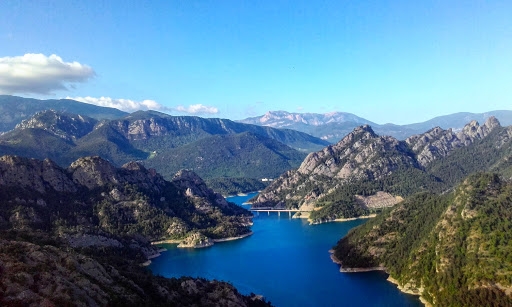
[252, 116, 512, 223]
[239, 110, 512, 142]
[1, 95, 512, 305]
[0, 97, 329, 194]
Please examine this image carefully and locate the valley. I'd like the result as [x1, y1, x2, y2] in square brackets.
[0, 95, 511, 306]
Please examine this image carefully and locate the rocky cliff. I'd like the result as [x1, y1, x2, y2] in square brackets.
[252, 125, 419, 215]
[406, 117, 501, 167]
[252, 118, 512, 223]
[0, 155, 269, 306]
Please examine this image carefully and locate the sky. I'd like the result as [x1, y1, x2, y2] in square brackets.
[1, 0, 511, 124]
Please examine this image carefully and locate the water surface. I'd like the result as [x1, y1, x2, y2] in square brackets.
[149, 193, 422, 306]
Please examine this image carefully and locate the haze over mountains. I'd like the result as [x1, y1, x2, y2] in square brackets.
[239, 110, 512, 142]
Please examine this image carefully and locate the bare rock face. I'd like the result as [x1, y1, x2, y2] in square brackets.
[120, 117, 170, 140]
[253, 125, 417, 208]
[177, 231, 214, 248]
[15, 110, 97, 141]
[172, 169, 230, 210]
[68, 156, 119, 189]
[406, 117, 501, 167]
[0, 156, 77, 193]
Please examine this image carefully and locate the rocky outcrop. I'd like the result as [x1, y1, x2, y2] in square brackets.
[0, 155, 265, 306]
[406, 117, 501, 167]
[253, 118, 510, 217]
[252, 125, 417, 209]
[177, 231, 214, 248]
[15, 110, 97, 141]
[172, 169, 230, 211]
[0, 239, 270, 306]
[0, 155, 77, 193]
[297, 125, 417, 179]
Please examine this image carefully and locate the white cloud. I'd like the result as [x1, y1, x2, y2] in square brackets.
[68, 96, 219, 115]
[174, 104, 219, 115]
[68, 96, 169, 112]
[0, 53, 95, 94]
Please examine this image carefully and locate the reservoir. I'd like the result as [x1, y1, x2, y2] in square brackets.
[149, 193, 422, 306]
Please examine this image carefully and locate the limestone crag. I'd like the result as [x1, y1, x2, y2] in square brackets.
[406, 117, 501, 167]
[15, 110, 97, 141]
[172, 169, 230, 211]
[0, 155, 77, 193]
[253, 118, 511, 218]
[253, 125, 417, 209]
[177, 231, 214, 248]
[0, 239, 269, 306]
[68, 156, 165, 192]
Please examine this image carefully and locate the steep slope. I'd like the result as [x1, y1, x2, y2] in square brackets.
[406, 117, 501, 167]
[144, 132, 307, 180]
[0, 155, 270, 306]
[0, 128, 75, 162]
[0, 155, 252, 244]
[252, 125, 430, 222]
[0, 95, 127, 132]
[252, 118, 510, 223]
[332, 173, 512, 306]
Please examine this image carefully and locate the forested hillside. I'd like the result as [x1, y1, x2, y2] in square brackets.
[332, 173, 512, 306]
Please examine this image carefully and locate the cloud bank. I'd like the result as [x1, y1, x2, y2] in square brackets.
[0, 53, 95, 94]
[69, 96, 219, 115]
[174, 104, 218, 114]
[69, 96, 168, 112]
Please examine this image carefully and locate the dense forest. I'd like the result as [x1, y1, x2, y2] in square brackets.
[333, 173, 512, 306]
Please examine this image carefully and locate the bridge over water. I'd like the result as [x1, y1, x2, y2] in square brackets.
[249, 207, 305, 217]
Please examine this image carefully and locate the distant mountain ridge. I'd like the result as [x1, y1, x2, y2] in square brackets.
[0, 95, 127, 132]
[0, 105, 325, 194]
[238, 110, 512, 142]
[240, 110, 374, 127]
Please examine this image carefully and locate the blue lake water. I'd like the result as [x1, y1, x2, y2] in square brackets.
[149, 193, 422, 306]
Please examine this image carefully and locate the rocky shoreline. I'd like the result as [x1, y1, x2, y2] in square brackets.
[329, 250, 428, 306]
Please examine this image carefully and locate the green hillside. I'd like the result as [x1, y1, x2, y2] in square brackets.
[144, 132, 307, 180]
[333, 173, 512, 306]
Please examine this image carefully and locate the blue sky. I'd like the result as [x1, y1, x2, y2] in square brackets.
[1, 0, 511, 124]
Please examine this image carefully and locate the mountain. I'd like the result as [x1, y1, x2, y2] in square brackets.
[238, 110, 512, 142]
[0, 109, 327, 194]
[239, 110, 374, 128]
[0, 155, 270, 306]
[144, 132, 307, 180]
[252, 117, 511, 223]
[332, 173, 512, 306]
[0, 95, 127, 132]
[113, 110, 329, 153]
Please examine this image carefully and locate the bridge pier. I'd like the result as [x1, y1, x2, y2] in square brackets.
[267, 211, 270, 216]
[289, 211, 292, 218]
[278, 211, 280, 217]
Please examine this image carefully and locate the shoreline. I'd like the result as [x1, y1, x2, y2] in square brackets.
[309, 214, 377, 225]
[329, 250, 428, 306]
